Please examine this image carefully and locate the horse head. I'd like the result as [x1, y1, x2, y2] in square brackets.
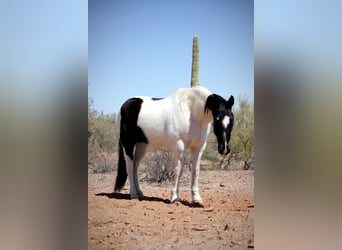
[205, 94, 234, 155]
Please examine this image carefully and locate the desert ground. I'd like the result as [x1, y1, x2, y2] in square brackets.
[88, 169, 254, 249]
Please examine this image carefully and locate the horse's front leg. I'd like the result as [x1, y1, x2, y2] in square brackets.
[171, 141, 184, 203]
[190, 143, 206, 203]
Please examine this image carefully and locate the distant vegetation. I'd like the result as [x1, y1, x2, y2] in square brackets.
[88, 96, 254, 177]
[88, 98, 118, 173]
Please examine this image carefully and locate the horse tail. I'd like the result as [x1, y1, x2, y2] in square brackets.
[114, 140, 127, 192]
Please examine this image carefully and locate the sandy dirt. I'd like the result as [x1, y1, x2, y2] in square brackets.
[88, 170, 254, 249]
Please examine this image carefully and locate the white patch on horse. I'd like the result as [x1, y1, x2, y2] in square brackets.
[222, 115, 230, 129]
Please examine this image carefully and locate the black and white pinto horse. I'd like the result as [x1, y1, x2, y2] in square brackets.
[114, 86, 234, 203]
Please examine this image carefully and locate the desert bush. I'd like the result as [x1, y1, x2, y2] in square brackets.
[142, 148, 195, 183]
[142, 149, 175, 183]
[89, 150, 116, 173]
[88, 98, 118, 173]
[202, 133, 221, 162]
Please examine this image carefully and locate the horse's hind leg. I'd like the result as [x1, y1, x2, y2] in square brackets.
[123, 151, 138, 199]
[133, 143, 148, 199]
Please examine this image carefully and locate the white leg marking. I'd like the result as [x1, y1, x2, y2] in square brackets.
[171, 141, 184, 203]
[190, 143, 206, 203]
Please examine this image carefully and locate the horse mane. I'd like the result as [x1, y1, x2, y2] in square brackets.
[173, 86, 212, 121]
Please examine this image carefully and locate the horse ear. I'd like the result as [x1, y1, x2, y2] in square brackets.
[227, 95, 234, 108]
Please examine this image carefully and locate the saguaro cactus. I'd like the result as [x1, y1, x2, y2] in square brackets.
[191, 35, 200, 87]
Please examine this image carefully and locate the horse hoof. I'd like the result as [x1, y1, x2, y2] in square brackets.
[192, 192, 202, 203]
[130, 194, 138, 199]
[192, 197, 203, 204]
[170, 197, 180, 203]
[192, 199, 203, 204]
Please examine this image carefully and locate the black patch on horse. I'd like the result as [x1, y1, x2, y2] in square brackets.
[119, 97, 148, 160]
[151, 97, 164, 101]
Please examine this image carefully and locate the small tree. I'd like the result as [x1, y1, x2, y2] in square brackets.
[230, 96, 254, 169]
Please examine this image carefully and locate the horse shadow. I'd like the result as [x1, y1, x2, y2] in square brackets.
[95, 192, 204, 208]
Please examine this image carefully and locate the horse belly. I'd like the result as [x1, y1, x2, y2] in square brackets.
[137, 98, 189, 149]
[137, 113, 179, 149]
[140, 122, 179, 149]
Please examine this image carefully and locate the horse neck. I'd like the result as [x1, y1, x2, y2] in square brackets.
[195, 109, 213, 128]
[188, 97, 213, 127]
[172, 86, 214, 126]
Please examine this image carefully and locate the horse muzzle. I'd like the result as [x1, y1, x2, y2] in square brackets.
[218, 144, 230, 155]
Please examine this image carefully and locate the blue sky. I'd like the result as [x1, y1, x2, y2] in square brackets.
[89, 0, 254, 114]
